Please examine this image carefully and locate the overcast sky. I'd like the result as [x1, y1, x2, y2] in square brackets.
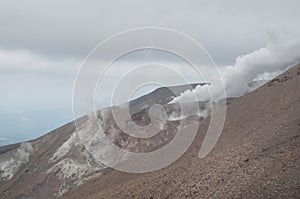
[0, 0, 300, 144]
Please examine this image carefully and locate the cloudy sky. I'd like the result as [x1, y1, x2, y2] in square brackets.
[0, 0, 300, 144]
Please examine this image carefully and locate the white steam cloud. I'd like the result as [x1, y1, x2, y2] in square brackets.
[171, 32, 300, 103]
[0, 142, 34, 181]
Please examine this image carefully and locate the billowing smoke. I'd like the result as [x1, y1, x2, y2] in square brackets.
[171, 32, 300, 104]
[0, 142, 34, 181]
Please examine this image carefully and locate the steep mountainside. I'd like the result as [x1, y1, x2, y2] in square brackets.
[0, 65, 299, 198]
[67, 64, 300, 198]
[0, 83, 204, 198]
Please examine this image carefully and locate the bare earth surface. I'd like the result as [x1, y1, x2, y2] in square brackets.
[0, 64, 299, 198]
[66, 65, 300, 198]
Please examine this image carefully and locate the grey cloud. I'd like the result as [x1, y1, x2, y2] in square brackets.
[1, 0, 300, 143]
[0, 0, 299, 65]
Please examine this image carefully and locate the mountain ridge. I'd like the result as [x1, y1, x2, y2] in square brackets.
[0, 64, 299, 198]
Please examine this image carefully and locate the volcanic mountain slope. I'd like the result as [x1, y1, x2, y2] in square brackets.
[0, 84, 203, 198]
[66, 64, 300, 198]
[0, 64, 299, 198]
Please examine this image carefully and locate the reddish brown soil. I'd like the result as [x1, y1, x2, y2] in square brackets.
[66, 65, 300, 198]
[1, 65, 299, 199]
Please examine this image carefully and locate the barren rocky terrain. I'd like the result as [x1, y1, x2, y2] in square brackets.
[0, 64, 299, 198]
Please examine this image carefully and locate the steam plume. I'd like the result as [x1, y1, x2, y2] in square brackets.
[171, 32, 300, 103]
